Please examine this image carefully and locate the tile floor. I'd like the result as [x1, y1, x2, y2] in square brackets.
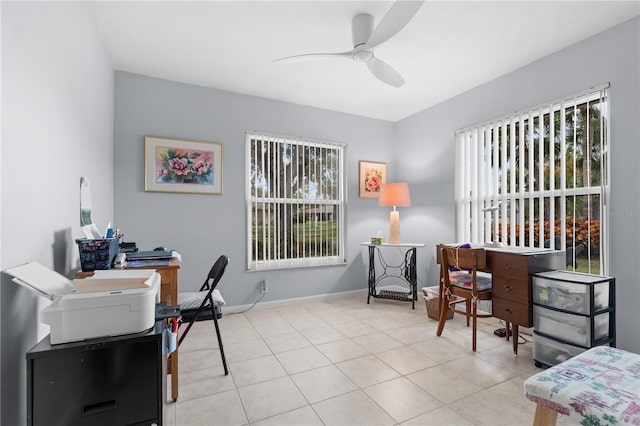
[164, 295, 576, 425]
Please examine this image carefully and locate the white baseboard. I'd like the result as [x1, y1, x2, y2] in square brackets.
[221, 289, 368, 314]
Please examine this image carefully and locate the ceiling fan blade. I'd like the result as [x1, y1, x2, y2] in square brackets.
[364, 0, 424, 50]
[366, 57, 405, 88]
[273, 52, 352, 64]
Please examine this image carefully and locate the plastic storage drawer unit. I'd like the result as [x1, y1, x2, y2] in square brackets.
[532, 270, 612, 314]
[533, 305, 610, 346]
[533, 333, 588, 367]
[532, 270, 615, 368]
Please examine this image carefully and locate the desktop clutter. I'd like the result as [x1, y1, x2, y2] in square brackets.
[2, 225, 182, 346]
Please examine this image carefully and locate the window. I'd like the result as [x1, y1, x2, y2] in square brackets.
[246, 131, 346, 270]
[455, 85, 610, 274]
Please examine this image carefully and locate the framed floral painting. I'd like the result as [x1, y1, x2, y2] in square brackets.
[359, 160, 387, 198]
[144, 136, 223, 194]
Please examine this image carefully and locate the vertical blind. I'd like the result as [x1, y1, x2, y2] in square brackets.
[246, 131, 346, 270]
[455, 84, 610, 274]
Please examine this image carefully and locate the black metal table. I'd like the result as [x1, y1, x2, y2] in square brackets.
[362, 242, 425, 309]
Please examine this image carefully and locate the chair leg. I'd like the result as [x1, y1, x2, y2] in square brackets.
[212, 308, 229, 375]
[465, 299, 471, 326]
[436, 292, 449, 336]
[471, 300, 477, 352]
[178, 317, 195, 347]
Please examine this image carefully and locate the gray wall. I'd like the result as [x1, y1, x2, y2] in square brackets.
[395, 17, 640, 353]
[114, 72, 395, 306]
[1, 2, 114, 424]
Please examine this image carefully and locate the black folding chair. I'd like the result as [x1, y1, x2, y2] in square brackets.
[177, 255, 229, 375]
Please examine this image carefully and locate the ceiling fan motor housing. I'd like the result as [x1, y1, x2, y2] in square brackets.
[352, 13, 374, 49]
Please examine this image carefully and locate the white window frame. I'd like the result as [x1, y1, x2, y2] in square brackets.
[246, 131, 347, 271]
[455, 84, 610, 274]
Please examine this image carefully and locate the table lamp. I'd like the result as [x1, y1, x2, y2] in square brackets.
[379, 183, 411, 244]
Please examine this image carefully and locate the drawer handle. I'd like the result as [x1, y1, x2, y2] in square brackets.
[505, 264, 512, 270]
[505, 308, 512, 313]
[504, 286, 512, 292]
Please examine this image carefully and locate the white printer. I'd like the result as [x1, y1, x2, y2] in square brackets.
[5, 262, 159, 344]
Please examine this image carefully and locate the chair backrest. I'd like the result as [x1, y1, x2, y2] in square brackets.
[200, 255, 229, 292]
[439, 244, 487, 289]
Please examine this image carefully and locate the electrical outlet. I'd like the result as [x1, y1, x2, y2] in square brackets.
[260, 280, 268, 293]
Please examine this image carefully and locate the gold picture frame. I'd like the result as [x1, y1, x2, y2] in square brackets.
[359, 160, 387, 198]
[144, 135, 223, 194]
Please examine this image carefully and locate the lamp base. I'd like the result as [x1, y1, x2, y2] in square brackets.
[388, 210, 400, 244]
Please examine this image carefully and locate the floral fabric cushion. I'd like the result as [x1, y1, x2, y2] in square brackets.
[448, 270, 492, 291]
[524, 346, 640, 425]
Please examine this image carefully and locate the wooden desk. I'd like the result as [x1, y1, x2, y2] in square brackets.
[77, 258, 181, 401]
[438, 245, 565, 354]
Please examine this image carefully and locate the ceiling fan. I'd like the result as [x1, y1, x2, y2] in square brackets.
[273, 1, 424, 88]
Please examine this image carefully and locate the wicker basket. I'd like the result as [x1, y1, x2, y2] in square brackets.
[422, 287, 453, 321]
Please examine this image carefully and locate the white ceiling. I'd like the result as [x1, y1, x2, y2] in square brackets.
[88, 1, 639, 122]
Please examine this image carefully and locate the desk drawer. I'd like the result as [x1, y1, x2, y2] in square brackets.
[488, 254, 528, 280]
[492, 297, 531, 326]
[491, 276, 529, 304]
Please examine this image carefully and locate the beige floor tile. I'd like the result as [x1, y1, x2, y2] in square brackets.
[223, 338, 272, 362]
[220, 323, 263, 345]
[316, 338, 370, 363]
[352, 332, 405, 353]
[336, 354, 401, 388]
[400, 405, 474, 425]
[179, 347, 224, 373]
[366, 311, 422, 331]
[238, 376, 308, 423]
[442, 355, 516, 388]
[375, 346, 437, 375]
[252, 317, 297, 338]
[385, 322, 438, 345]
[275, 346, 332, 374]
[364, 377, 442, 423]
[299, 325, 346, 345]
[175, 389, 247, 426]
[449, 377, 537, 425]
[263, 331, 311, 354]
[406, 364, 483, 404]
[331, 319, 379, 337]
[291, 364, 358, 403]
[312, 390, 396, 426]
[475, 343, 538, 376]
[316, 311, 360, 326]
[177, 365, 236, 402]
[250, 406, 324, 426]
[163, 400, 175, 426]
[229, 354, 287, 387]
[410, 336, 470, 363]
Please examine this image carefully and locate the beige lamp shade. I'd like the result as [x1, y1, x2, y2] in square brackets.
[378, 183, 411, 244]
[379, 183, 411, 207]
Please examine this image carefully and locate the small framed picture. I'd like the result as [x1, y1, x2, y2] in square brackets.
[144, 136, 223, 194]
[359, 160, 387, 198]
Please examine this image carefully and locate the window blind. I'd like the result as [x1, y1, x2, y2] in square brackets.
[246, 131, 346, 271]
[455, 84, 610, 274]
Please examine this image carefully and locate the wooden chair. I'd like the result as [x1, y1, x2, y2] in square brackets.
[436, 244, 492, 352]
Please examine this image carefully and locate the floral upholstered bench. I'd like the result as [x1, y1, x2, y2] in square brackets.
[524, 346, 640, 426]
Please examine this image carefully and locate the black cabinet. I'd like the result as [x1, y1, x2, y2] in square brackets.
[26, 325, 166, 426]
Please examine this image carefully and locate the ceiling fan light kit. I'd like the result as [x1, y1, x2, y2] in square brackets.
[274, 0, 424, 88]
